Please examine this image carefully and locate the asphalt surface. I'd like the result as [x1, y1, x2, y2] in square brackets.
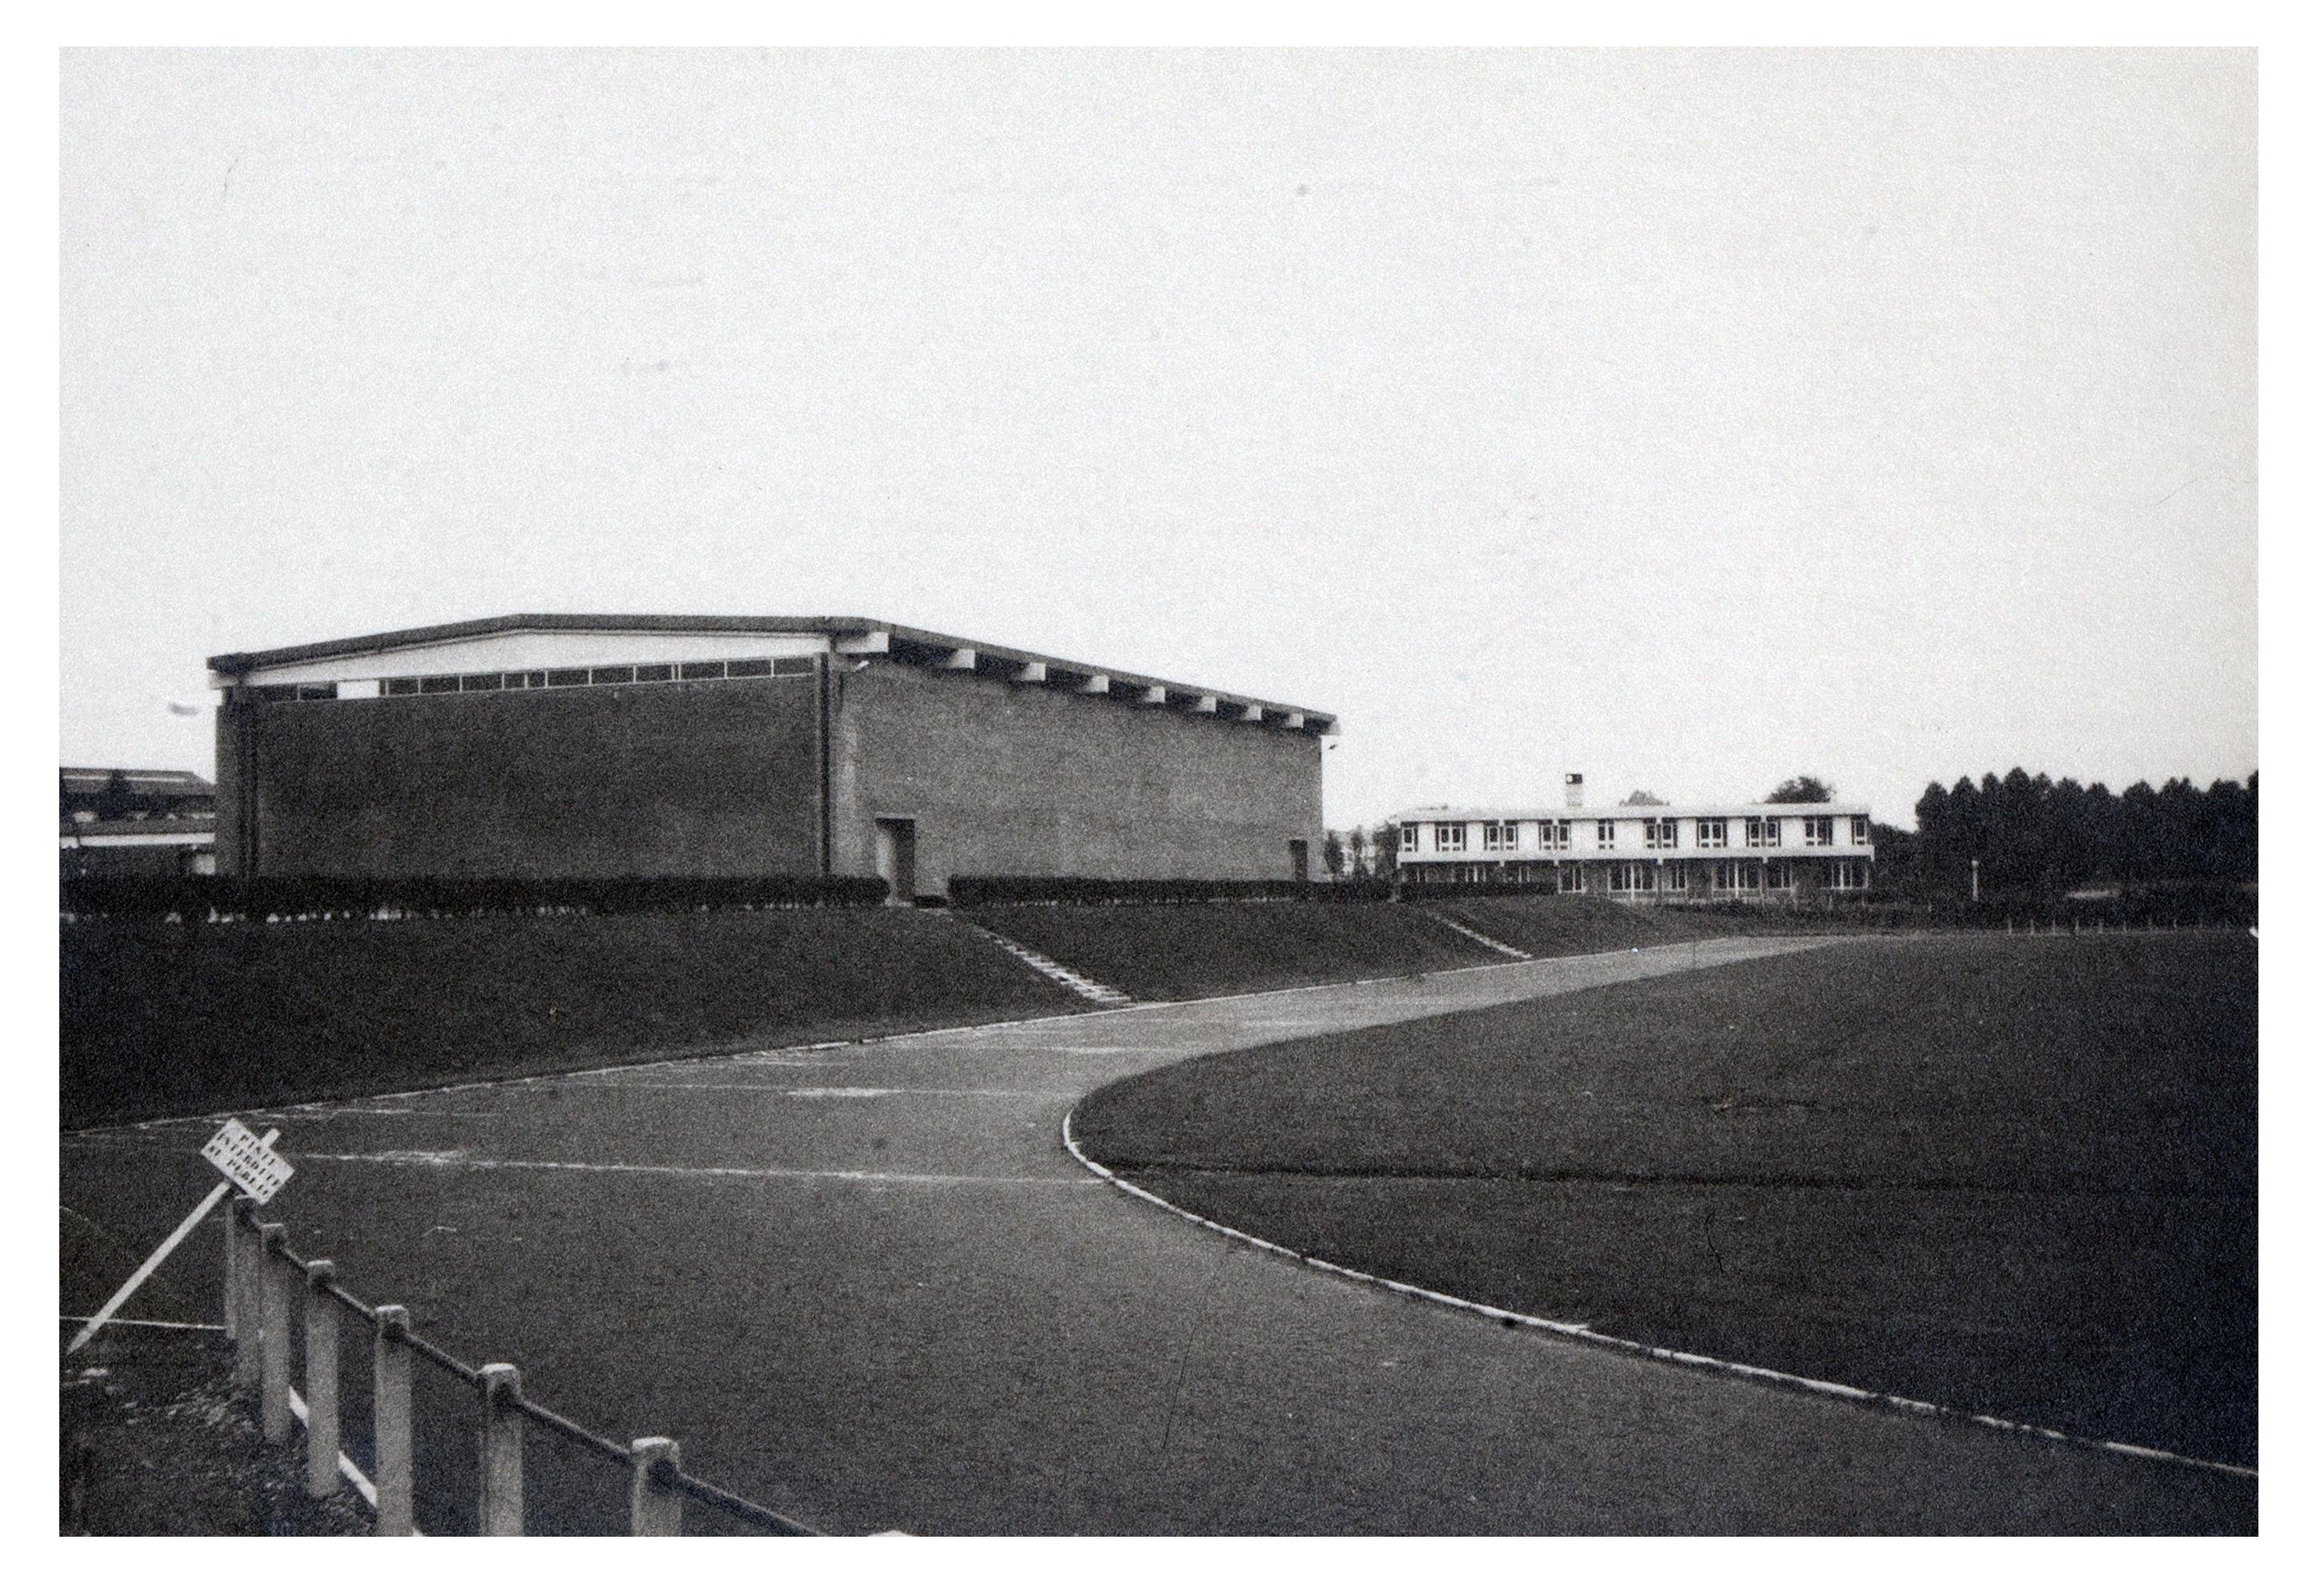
[59, 935, 2257, 1535]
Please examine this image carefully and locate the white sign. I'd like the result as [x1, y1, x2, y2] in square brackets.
[201, 1117, 295, 1204]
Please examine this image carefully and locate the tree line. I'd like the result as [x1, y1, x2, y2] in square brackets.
[1880, 769, 2257, 896]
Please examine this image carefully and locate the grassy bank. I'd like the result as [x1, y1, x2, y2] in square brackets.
[1072, 934, 2257, 1468]
[62, 909, 1086, 1128]
[959, 897, 1703, 1001]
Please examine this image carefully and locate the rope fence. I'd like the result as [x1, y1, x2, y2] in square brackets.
[221, 1195, 819, 1536]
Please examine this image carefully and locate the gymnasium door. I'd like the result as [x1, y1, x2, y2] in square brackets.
[874, 818, 917, 905]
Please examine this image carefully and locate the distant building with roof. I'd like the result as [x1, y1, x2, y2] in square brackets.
[1391, 773, 1873, 899]
[60, 768, 217, 877]
[207, 614, 1337, 902]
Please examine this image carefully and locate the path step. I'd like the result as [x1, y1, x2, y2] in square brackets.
[1426, 913, 1534, 961]
[950, 918, 1137, 1006]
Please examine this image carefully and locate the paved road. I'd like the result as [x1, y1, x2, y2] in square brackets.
[61, 936, 2255, 1534]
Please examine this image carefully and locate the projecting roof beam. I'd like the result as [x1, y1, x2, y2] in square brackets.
[1190, 695, 1218, 714]
[1013, 661, 1048, 683]
[1076, 674, 1110, 695]
[938, 648, 977, 670]
[1281, 712, 1305, 729]
[835, 630, 891, 655]
[1237, 703, 1265, 722]
[1136, 685, 1167, 705]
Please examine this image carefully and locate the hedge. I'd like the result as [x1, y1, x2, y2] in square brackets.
[58, 874, 893, 920]
[946, 876, 1399, 907]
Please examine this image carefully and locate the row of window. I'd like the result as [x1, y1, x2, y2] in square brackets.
[1408, 815, 1869, 853]
[232, 656, 820, 702]
[1415, 858, 1870, 891]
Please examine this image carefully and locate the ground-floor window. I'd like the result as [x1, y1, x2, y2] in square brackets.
[1711, 860, 1761, 893]
[1830, 859, 1867, 890]
[1560, 863, 1587, 893]
[1765, 861, 1791, 890]
[1607, 862, 1656, 893]
[1664, 861, 1688, 891]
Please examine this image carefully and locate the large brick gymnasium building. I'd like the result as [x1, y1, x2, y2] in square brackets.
[208, 614, 1335, 900]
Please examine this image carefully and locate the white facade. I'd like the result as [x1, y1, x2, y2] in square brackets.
[1391, 800, 1874, 896]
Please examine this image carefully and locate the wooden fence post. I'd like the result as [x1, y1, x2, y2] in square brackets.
[258, 1223, 292, 1444]
[478, 1363, 524, 1535]
[303, 1260, 339, 1497]
[373, 1306, 414, 1536]
[629, 1437, 681, 1536]
[221, 1201, 240, 1341]
[229, 1198, 259, 1395]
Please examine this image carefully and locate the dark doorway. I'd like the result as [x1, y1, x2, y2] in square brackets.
[874, 818, 918, 905]
[1289, 838, 1309, 882]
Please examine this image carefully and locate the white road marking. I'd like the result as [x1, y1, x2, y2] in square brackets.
[296, 1150, 1098, 1186]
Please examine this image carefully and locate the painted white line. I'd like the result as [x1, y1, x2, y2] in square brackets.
[520, 1081, 1074, 1098]
[89, 938, 1831, 1132]
[61, 1314, 226, 1332]
[296, 1151, 1100, 1187]
[1058, 1111, 2258, 1483]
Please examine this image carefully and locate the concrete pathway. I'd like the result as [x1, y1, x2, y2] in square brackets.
[60, 936, 2255, 1534]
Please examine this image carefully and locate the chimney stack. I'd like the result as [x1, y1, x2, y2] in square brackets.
[1564, 772, 1584, 809]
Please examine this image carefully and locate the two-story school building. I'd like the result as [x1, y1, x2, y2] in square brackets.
[207, 614, 1336, 902]
[1391, 776, 1873, 899]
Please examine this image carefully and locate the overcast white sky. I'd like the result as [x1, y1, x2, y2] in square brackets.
[60, 48, 2257, 829]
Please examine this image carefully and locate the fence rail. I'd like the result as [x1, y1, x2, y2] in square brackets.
[221, 1195, 819, 1536]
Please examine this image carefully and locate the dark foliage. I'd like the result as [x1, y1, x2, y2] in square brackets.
[1764, 775, 1834, 804]
[1893, 769, 2257, 898]
[947, 875, 1396, 906]
[59, 874, 890, 920]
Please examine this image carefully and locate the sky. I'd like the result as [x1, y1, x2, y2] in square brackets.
[59, 48, 2257, 831]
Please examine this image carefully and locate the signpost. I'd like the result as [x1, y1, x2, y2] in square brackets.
[66, 1119, 293, 1355]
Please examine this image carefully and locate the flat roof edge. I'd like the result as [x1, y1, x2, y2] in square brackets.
[207, 614, 1337, 725]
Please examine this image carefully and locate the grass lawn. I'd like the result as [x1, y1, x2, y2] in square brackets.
[1072, 934, 2257, 1468]
[62, 909, 1085, 1129]
[960, 897, 1698, 1001]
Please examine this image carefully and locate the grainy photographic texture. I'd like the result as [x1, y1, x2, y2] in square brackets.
[61, 49, 2254, 1538]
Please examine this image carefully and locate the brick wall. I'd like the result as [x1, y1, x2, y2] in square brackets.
[218, 675, 823, 878]
[831, 661, 1323, 893]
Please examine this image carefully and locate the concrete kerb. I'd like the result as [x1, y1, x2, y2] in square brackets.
[1055, 1110, 2258, 1485]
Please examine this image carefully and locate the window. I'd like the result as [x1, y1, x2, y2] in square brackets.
[458, 674, 502, 692]
[1746, 817, 1782, 847]
[545, 669, 590, 687]
[1664, 862, 1688, 891]
[1484, 821, 1517, 851]
[1765, 861, 1791, 889]
[1608, 863, 1656, 893]
[681, 661, 727, 680]
[1645, 817, 1679, 849]
[1696, 818, 1727, 848]
[1712, 860, 1762, 893]
[633, 664, 674, 682]
[1537, 819, 1571, 851]
[1830, 859, 1867, 890]
[1594, 820, 1616, 847]
[1436, 823, 1467, 853]
[590, 666, 636, 685]
[1400, 824, 1420, 853]
[1803, 817, 1836, 846]
[384, 678, 420, 695]
[728, 658, 774, 678]
[1852, 816, 1872, 844]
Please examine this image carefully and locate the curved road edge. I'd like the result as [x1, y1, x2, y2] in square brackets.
[1058, 1110, 2258, 1485]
